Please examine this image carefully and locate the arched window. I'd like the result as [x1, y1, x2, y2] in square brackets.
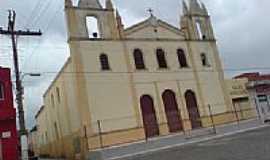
[177, 49, 188, 68]
[51, 94, 55, 108]
[54, 122, 60, 140]
[133, 49, 146, 70]
[86, 16, 100, 38]
[0, 82, 4, 100]
[156, 48, 168, 69]
[201, 53, 210, 67]
[56, 87, 61, 103]
[100, 54, 110, 70]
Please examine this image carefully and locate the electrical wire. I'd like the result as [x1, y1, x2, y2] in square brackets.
[20, 67, 270, 75]
[23, 0, 49, 29]
[27, 0, 55, 29]
[22, 2, 64, 71]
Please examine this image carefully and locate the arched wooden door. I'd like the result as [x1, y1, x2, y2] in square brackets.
[185, 90, 202, 129]
[162, 90, 183, 133]
[140, 95, 160, 138]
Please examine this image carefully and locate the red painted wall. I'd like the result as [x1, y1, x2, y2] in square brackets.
[0, 67, 19, 160]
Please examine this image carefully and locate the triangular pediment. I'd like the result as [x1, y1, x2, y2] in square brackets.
[124, 16, 185, 40]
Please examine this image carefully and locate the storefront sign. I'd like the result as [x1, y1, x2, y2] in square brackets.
[2, 131, 11, 139]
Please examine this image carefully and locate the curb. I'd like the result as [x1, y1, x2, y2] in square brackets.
[107, 124, 269, 160]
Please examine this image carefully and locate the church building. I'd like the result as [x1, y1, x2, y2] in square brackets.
[35, 0, 242, 159]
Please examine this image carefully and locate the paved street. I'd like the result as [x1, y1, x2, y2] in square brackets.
[121, 126, 270, 160]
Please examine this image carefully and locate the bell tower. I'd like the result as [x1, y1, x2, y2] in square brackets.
[65, 0, 120, 40]
[181, 0, 233, 115]
[181, 0, 215, 40]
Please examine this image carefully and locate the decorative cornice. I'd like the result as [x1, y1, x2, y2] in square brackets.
[68, 37, 216, 42]
[43, 57, 72, 98]
[65, 6, 113, 12]
[185, 14, 210, 18]
[124, 17, 185, 36]
[157, 20, 185, 36]
[35, 105, 45, 119]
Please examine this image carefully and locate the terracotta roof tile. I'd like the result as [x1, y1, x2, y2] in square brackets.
[234, 72, 270, 81]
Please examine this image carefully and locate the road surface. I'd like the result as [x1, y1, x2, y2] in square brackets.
[122, 126, 270, 160]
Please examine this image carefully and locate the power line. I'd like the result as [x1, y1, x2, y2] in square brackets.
[22, 2, 64, 71]
[23, 0, 49, 29]
[17, 66, 270, 87]
[27, 0, 55, 29]
[18, 66, 270, 86]
[21, 66, 270, 75]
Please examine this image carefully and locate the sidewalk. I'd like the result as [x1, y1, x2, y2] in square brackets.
[87, 119, 267, 160]
[39, 159, 65, 160]
[38, 158, 64, 160]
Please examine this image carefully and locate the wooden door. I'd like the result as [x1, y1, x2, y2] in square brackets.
[162, 90, 183, 133]
[140, 95, 160, 138]
[185, 90, 202, 129]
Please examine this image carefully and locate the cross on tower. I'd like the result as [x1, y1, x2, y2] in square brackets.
[147, 8, 154, 17]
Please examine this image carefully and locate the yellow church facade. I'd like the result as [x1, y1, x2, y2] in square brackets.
[34, 0, 256, 159]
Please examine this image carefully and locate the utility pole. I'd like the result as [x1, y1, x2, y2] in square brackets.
[0, 10, 42, 160]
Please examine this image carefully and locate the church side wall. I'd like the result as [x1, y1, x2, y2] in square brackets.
[37, 59, 83, 159]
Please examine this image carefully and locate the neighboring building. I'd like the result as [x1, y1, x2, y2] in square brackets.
[35, 105, 49, 157]
[0, 67, 19, 160]
[35, 0, 249, 159]
[226, 78, 257, 121]
[28, 126, 38, 158]
[235, 73, 270, 122]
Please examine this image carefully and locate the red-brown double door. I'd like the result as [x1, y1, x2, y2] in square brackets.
[140, 90, 201, 138]
[140, 95, 160, 138]
[185, 91, 202, 129]
[162, 90, 183, 133]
